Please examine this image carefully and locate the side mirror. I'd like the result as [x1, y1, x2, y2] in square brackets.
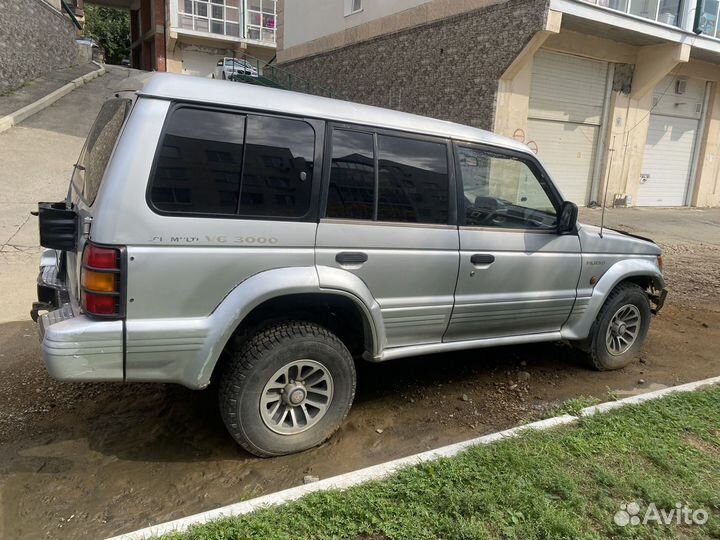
[558, 201, 578, 234]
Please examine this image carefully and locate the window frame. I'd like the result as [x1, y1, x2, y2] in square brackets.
[345, 0, 363, 16]
[452, 141, 567, 233]
[146, 102, 324, 222]
[320, 121, 457, 227]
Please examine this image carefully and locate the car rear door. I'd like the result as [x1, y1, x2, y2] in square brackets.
[444, 142, 581, 342]
[315, 125, 460, 349]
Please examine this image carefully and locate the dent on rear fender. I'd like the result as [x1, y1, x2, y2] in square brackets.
[561, 257, 664, 341]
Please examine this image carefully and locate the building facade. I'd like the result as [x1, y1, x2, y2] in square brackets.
[1, 0, 79, 94]
[73, 0, 276, 76]
[277, 0, 720, 207]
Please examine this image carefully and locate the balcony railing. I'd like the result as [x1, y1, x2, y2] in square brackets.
[177, 0, 276, 44]
[582, 0, 682, 26]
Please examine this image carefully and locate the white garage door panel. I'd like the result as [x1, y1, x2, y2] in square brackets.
[637, 114, 697, 207]
[529, 51, 608, 125]
[527, 118, 598, 205]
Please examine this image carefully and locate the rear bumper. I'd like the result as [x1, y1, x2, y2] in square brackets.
[34, 250, 124, 382]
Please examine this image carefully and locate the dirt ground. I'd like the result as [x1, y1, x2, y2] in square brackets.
[0, 210, 717, 539]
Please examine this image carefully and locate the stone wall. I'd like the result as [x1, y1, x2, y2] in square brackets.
[279, 0, 549, 130]
[0, 0, 78, 94]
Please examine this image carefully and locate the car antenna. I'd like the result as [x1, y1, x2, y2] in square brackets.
[599, 135, 616, 239]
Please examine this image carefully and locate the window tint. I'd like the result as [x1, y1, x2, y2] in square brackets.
[151, 108, 245, 214]
[377, 135, 449, 224]
[150, 108, 315, 218]
[72, 98, 131, 204]
[458, 147, 557, 230]
[240, 115, 314, 217]
[327, 129, 375, 220]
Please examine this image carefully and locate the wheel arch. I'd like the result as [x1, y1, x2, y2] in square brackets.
[562, 258, 665, 341]
[187, 267, 383, 388]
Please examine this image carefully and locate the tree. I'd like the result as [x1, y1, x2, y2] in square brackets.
[82, 5, 130, 65]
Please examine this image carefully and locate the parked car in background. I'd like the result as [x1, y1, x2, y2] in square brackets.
[76, 37, 105, 63]
[214, 57, 258, 80]
[32, 74, 667, 458]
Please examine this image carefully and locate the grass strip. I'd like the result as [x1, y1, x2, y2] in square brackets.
[166, 387, 720, 540]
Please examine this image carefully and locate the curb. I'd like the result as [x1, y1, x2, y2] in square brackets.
[0, 62, 106, 134]
[107, 375, 720, 540]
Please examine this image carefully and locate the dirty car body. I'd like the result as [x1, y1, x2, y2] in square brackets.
[32, 74, 667, 456]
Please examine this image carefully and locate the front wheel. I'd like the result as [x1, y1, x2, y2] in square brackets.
[583, 282, 651, 371]
[219, 321, 356, 457]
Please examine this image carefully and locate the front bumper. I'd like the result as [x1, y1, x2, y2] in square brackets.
[34, 250, 124, 382]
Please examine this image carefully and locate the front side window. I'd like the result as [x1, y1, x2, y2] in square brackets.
[458, 146, 557, 230]
[149, 107, 315, 218]
[326, 129, 450, 225]
[72, 98, 131, 204]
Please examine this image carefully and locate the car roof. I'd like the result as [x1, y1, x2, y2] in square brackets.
[139, 73, 532, 153]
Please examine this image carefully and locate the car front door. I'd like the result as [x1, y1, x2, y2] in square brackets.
[444, 143, 581, 342]
[316, 125, 460, 349]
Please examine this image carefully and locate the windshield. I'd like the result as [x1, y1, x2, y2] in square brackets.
[71, 98, 131, 205]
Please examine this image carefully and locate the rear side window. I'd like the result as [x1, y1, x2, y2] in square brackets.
[327, 129, 375, 220]
[326, 128, 450, 224]
[377, 134, 449, 224]
[149, 107, 315, 218]
[72, 98, 131, 204]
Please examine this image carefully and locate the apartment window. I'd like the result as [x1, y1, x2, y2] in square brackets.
[178, 0, 242, 38]
[246, 0, 276, 42]
[345, 0, 362, 15]
[585, 0, 681, 26]
[326, 128, 450, 224]
[696, 0, 720, 36]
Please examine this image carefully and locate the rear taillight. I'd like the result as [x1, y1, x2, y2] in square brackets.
[80, 243, 123, 318]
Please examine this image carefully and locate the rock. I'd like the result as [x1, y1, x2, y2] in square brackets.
[303, 475, 320, 484]
[461, 394, 469, 402]
[638, 379, 646, 385]
[375, 428, 384, 434]
[702, 322, 709, 328]
[520, 360, 527, 367]
[517, 371, 531, 382]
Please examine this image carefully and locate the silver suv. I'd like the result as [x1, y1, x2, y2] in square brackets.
[32, 74, 667, 457]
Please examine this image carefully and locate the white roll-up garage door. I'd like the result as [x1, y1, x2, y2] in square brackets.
[637, 77, 706, 207]
[526, 51, 609, 205]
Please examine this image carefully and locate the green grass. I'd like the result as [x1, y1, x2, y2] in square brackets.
[166, 388, 720, 540]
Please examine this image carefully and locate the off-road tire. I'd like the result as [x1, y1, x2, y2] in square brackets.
[584, 282, 651, 371]
[219, 321, 356, 457]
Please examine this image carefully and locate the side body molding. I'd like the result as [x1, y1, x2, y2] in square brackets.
[316, 265, 386, 359]
[561, 257, 665, 341]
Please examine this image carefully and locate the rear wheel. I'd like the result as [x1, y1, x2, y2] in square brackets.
[583, 282, 651, 370]
[219, 321, 356, 457]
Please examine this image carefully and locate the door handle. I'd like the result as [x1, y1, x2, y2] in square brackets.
[336, 252, 368, 265]
[470, 253, 495, 266]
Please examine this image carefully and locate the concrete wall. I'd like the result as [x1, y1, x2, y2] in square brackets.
[282, 0, 432, 50]
[280, 0, 550, 130]
[0, 0, 79, 94]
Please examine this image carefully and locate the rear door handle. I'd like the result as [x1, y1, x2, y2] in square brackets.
[471, 253, 495, 265]
[336, 252, 368, 265]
